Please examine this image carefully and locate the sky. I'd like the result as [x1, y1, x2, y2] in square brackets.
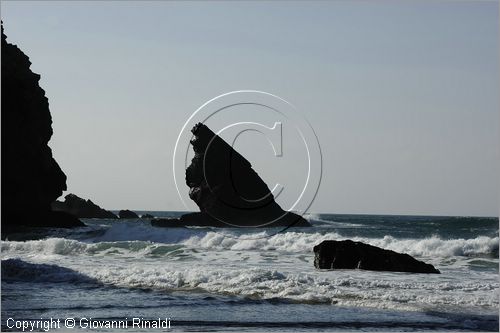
[1, 1, 499, 216]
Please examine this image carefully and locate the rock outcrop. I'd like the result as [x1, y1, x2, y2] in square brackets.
[313, 240, 440, 274]
[1, 23, 83, 231]
[153, 123, 310, 228]
[52, 194, 117, 219]
[119, 209, 139, 219]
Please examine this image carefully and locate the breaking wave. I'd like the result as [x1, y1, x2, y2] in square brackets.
[1, 218, 498, 314]
[1, 258, 497, 312]
[1, 222, 498, 258]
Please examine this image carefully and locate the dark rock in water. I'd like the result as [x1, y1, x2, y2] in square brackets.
[52, 193, 117, 219]
[178, 212, 225, 227]
[141, 214, 154, 219]
[151, 218, 185, 228]
[152, 211, 311, 228]
[313, 240, 440, 274]
[1, 23, 83, 231]
[119, 209, 139, 219]
[181, 123, 310, 228]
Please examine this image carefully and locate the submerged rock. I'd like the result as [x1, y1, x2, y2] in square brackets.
[1, 23, 83, 230]
[313, 240, 440, 274]
[177, 123, 310, 228]
[52, 193, 117, 219]
[119, 209, 139, 219]
[141, 214, 154, 219]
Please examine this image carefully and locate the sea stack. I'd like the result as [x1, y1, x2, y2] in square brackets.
[314, 240, 440, 274]
[153, 123, 310, 228]
[185, 123, 310, 227]
[1, 23, 83, 232]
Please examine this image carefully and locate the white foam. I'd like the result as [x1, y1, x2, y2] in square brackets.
[303, 213, 345, 225]
[2, 227, 498, 259]
[5, 257, 496, 313]
[368, 235, 499, 257]
[91, 222, 203, 243]
[181, 231, 499, 257]
[2, 225, 498, 314]
[1, 238, 182, 259]
[1, 238, 88, 256]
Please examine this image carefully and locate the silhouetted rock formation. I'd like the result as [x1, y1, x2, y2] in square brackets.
[119, 209, 139, 219]
[153, 123, 310, 228]
[141, 214, 154, 219]
[1, 23, 83, 231]
[52, 194, 117, 219]
[313, 240, 440, 274]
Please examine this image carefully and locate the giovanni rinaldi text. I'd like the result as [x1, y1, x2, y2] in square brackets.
[6, 317, 172, 331]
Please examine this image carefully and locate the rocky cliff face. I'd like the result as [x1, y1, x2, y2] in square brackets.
[183, 123, 310, 227]
[1, 23, 83, 230]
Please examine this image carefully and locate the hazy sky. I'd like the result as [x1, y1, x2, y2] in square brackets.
[2, 1, 498, 216]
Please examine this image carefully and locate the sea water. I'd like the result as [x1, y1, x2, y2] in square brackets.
[1, 213, 498, 331]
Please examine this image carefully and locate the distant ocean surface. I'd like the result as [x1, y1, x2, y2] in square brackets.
[2, 213, 499, 331]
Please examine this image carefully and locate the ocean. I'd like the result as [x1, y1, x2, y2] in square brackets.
[1, 213, 499, 331]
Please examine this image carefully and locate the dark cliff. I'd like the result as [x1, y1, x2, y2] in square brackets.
[1, 23, 83, 230]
